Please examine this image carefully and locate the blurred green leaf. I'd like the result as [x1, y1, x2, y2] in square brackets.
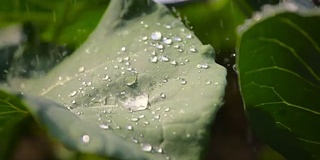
[237, 3, 320, 160]
[175, 0, 247, 51]
[0, 0, 109, 46]
[11, 0, 227, 159]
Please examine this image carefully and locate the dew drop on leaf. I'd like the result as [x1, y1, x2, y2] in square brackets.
[170, 60, 177, 66]
[132, 137, 139, 143]
[156, 44, 164, 49]
[189, 46, 197, 53]
[78, 66, 85, 73]
[120, 93, 149, 111]
[102, 75, 110, 81]
[126, 125, 133, 131]
[142, 36, 148, 41]
[121, 47, 126, 52]
[150, 56, 158, 63]
[131, 117, 139, 122]
[151, 31, 162, 40]
[173, 36, 182, 42]
[141, 143, 152, 152]
[160, 55, 170, 62]
[160, 93, 166, 98]
[163, 38, 172, 44]
[138, 115, 145, 119]
[186, 34, 192, 39]
[82, 135, 90, 143]
[180, 80, 187, 85]
[69, 90, 77, 97]
[99, 123, 110, 130]
[125, 75, 137, 86]
[156, 147, 163, 153]
[197, 63, 209, 69]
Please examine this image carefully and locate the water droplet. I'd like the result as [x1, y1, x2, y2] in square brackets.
[180, 80, 187, 85]
[142, 36, 148, 41]
[163, 38, 172, 44]
[147, 51, 155, 57]
[186, 34, 192, 39]
[160, 93, 166, 98]
[160, 55, 170, 62]
[121, 47, 126, 52]
[170, 60, 177, 66]
[150, 56, 158, 63]
[117, 58, 123, 63]
[138, 115, 145, 119]
[173, 44, 180, 49]
[102, 75, 110, 81]
[69, 90, 77, 97]
[126, 125, 133, 130]
[156, 147, 163, 153]
[173, 36, 182, 42]
[82, 135, 90, 143]
[154, 115, 160, 119]
[151, 31, 162, 40]
[132, 137, 139, 143]
[165, 25, 171, 29]
[233, 64, 238, 73]
[206, 81, 212, 85]
[189, 46, 197, 53]
[197, 63, 209, 69]
[141, 144, 152, 152]
[120, 93, 149, 111]
[156, 44, 164, 49]
[165, 108, 170, 112]
[99, 124, 110, 130]
[78, 67, 85, 73]
[126, 75, 137, 86]
[131, 117, 139, 122]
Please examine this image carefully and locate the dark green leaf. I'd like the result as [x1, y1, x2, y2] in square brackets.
[237, 3, 320, 160]
[11, 0, 227, 159]
[0, 89, 29, 159]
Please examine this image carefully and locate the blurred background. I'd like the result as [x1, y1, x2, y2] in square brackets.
[1, 0, 303, 159]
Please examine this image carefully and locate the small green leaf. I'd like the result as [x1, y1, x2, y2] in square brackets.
[11, 0, 227, 159]
[237, 3, 320, 160]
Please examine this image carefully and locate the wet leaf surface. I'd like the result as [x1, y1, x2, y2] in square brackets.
[10, 0, 227, 159]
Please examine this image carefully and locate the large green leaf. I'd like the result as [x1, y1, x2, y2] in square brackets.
[0, 88, 148, 160]
[237, 3, 320, 160]
[11, 0, 226, 159]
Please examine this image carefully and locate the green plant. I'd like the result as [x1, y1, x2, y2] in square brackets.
[0, 0, 319, 160]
